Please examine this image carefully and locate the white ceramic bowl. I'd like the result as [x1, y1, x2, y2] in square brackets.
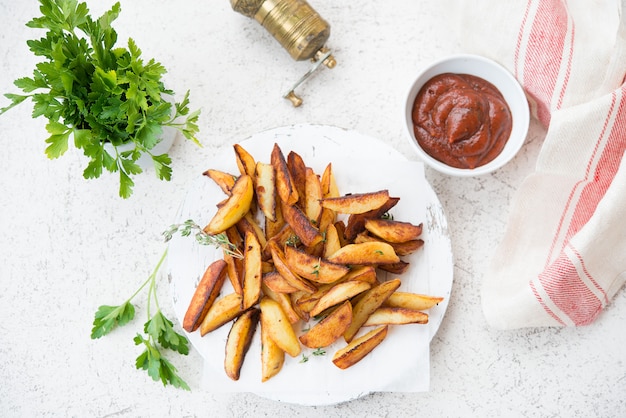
[404, 54, 530, 176]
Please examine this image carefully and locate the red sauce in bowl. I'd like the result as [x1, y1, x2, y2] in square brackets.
[411, 73, 512, 169]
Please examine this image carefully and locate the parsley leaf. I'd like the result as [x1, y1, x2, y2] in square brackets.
[144, 311, 189, 355]
[134, 334, 190, 390]
[91, 301, 135, 339]
[1, 0, 201, 198]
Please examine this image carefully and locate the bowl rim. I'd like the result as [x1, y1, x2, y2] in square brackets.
[403, 53, 530, 176]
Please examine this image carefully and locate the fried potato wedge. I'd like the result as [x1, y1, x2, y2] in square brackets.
[204, 174, 254, 235]
[200, 292, 244, 335]
[183, 259, 228, 332]
[344, 197, 400, 241]
[310, 280, 372, 317]
[224, 308, 260, 381]
[242, 231, 262, 310]
[323, 222, 342, 259]
[354, 232, 425, 256]
[320, 163, 339, 198]
[364, 219, 423, 243]
[340, 265, 378, 285]
[262, 283, 300, 324]
[300, 300, 353, 348]
[304, 167, 323, 224]
[271, 143, 299, 205]
[332, 325, 388, 369]
[254, 161, 276, 222]
[284, 245, 349, 284]
[260, 313, 285, 382]
[268, 241, 317, 294]
[344, 278, 401, 342]
[327, 241, 400, 265]
[203, 168, 236, 195]
[234, 143, 256, 178]
[287, 151, 307, 210]
[237, 211, 267, 250]
[384, 292, 444, 311]
[262, 270, 300, 293]
[259, 297, 301, 357]
[363, 306, 429, 326]
[320, 190, 390, 214]
[280, 199, 324, 248]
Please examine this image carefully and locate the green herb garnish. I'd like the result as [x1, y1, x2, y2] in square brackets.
[1, 0, 201, 198]
[91, 221, 239, 389]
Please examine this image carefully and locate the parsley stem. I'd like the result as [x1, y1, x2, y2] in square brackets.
[127, 248, 168, 307]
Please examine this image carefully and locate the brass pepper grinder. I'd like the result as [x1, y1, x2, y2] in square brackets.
[230, 0, 336, 107]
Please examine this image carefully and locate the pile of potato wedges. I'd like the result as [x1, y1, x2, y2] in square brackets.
[182, 142, 443, 382]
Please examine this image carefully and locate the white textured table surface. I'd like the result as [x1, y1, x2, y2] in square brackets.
[1, 1, 625, 417]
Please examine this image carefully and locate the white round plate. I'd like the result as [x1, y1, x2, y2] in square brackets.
[167, 124, 453, 406]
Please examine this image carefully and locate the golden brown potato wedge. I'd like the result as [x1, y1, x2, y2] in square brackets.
[242, 231, 262, 310]
[344, 197, 400, 241]
[234, 143, 256, 178]
[320, 190, 390, 214]
[354, 232, 425, 257]
[261, 283, 300, 324]
[204, 174, 254, 235]
[262, 270, 300, 294]
[300, 300, 353, 348]
[224, 308, 260, 381]
[364, 219, 423, 243]
[254, 161, 277, 222]
[340, 265, 378, 285]
[363, 306, 429, 326]
[320, 163, 340, 198]
[283, 245, 349, 284]
[304, 167, 323, 225]
[326, 241, 400, 265]
[183, 259, 228, 332]
[259, 297, 301, 357]
[200, 292, 244, 335]
[343, 278, 401, 342]
[309, 280, 372, 317]
[323, 222, 342, 259]
[203, 168, 236, 195]
[260, 313, 285, 382]
[268, 241, 317, 294]
[280, 199, 324, 248]
[332, 325, 388, 369]
[271, 143, 299, 205]
[383, 292, 444, 311]
[287, 151, 307, 210]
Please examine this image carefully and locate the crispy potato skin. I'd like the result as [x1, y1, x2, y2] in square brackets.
[300, 300, 353, 348]
[224, 308, 260, 381]
[343, 278, 401, 342]
[260, 314, 285, 382]
[200, 292, 244, 336]
[183, 259, 228, 332]
[320, 190, 390, 214]
[364, 219, 423, 243]
[204, 174, 254, 235]
[332, 325, 388, 369]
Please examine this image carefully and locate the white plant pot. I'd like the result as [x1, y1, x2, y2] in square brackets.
[103, 124, 177, 170]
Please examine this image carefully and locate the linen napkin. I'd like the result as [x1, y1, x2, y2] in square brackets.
[442, 0, 626, 328]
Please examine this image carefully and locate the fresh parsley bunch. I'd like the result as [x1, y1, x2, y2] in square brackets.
[0, 0, 201, 198]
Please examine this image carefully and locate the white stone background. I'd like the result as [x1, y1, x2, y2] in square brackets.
[0, 0, 624, 417]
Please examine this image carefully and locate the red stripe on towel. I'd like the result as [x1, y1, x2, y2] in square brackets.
[537, 246, 603, 326]
[536, 86, 626, 325]
[520, 0, 570, 126]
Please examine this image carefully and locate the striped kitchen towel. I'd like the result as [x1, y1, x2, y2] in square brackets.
[444, 0, 626, 328]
